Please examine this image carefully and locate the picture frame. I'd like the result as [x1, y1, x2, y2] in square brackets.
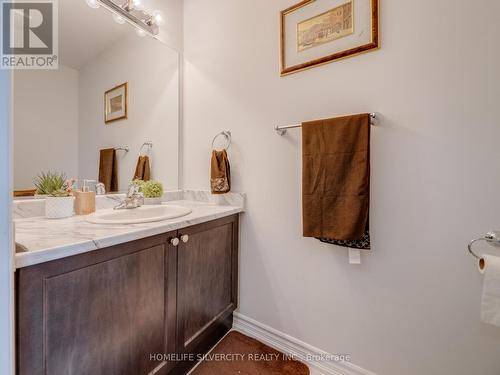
[280, 0, 379, 76]
[104, 82, 128, 124]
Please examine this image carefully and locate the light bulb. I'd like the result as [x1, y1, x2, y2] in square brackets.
[113, 13, 125, 24]
[136, 28, 146, 37]
[132, 0, 144, 10]
[151, 10, 164, 25]
[85, 0, 100, 9]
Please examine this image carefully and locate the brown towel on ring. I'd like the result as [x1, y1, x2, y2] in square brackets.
[99, 148, 119, 193]
[211, 150, 231, 194]
[302, 114, 370, 249]
[133, 156, 151, 181]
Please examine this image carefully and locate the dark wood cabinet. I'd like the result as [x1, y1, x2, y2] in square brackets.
[176, 215, 238, 360]
[16, 214, 239, 375]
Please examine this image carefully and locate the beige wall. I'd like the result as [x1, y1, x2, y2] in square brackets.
[152, 0, 184, 51]
[13, 66, 79, 190]
[182, 1, 500, 374]
[79, 35, 179, 192]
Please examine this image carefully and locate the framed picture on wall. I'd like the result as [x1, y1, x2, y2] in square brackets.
[280, 0, 379, 76]
[104, 82, 128, 124]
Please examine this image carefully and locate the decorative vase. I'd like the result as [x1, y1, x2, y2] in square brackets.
[45, 196, 75, 219]
[144, 197, 162, 205]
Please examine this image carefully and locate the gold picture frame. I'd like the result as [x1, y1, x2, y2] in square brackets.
[280, 0, 379, 76]
[104, 82, 128, 124]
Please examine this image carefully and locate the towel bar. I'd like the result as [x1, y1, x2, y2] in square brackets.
[468, 231, 500, 259]
[115, 146, 129, 152]
[275, 112, 378, 136]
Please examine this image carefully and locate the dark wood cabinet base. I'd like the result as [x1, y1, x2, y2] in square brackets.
[16, 214, 239, 375]
[159, 314, 233, 375]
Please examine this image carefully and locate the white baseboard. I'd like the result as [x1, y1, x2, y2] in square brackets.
[232, 312, 377, 375]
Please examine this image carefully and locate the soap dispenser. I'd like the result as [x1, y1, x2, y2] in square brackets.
[74, 180, 96, 215]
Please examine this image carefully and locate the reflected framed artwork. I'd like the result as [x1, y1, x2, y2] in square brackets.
[280, 0, 379, 76]
[104, 82, 128, 124]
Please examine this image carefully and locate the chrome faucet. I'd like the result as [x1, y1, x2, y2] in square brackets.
[95, 183, 106, 195]
[114, 183, 144, 210]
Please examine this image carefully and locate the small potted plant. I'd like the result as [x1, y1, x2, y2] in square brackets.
[136, 180, 163, 205]
[45, 179, 76, 219]
[34, 171, 67, 199]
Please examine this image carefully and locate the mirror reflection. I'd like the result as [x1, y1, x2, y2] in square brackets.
[13, 0, 179, 196]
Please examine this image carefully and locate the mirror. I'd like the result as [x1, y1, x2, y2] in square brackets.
[13, 0, 179, 196]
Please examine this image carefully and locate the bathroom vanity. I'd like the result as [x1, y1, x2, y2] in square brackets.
[14, 196, 243, 375]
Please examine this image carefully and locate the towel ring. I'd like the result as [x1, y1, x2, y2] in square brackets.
[468, 231, 500, 260]
[140, 142, 153, 156]
[212, 131, 231, 150]
[468, 238, 485, 260]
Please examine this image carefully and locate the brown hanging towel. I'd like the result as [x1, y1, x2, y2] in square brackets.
[133, 155, 151, 181]
[302, 113, 371, 250]
[211, 149, 231, 194]
[98, 148, 119, 193]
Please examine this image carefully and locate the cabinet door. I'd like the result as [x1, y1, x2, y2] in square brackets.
[176, 215, 239, 354]
[17, 233, 174, 375]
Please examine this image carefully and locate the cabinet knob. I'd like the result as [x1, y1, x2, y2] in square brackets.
[170, 237, 180, 247]
[180, 234, 189, 243]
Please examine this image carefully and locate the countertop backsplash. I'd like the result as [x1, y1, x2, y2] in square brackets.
[13, 190, 245, 219]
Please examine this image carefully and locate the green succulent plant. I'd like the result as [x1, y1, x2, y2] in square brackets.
[34, 171, 66, 195]
[50, 189, 72, 198]
[141, 180, 163, 198]
[132, 179, 146, 188]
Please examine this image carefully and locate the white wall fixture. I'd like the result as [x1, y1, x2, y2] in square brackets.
[86, 0, 164, 36]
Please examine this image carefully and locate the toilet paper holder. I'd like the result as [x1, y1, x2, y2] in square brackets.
[468, 231, 500, 259]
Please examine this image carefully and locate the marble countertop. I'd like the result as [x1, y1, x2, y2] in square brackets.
[15, 199, 244, 269]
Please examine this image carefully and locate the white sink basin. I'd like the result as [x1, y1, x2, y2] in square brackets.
[86, 205, 192, 225]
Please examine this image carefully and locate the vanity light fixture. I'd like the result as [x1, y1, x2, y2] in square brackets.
[86, 0, 162, 37]
[150, 10, 164, 25]
[133, 0, 144, 11]
[123, 0, 143, 11]
[85, 0, 100, 9]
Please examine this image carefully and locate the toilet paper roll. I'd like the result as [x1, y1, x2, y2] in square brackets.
[479, 255, 500, 326]
[478, 255, 500, 274]
[479, 257, 487, 274]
